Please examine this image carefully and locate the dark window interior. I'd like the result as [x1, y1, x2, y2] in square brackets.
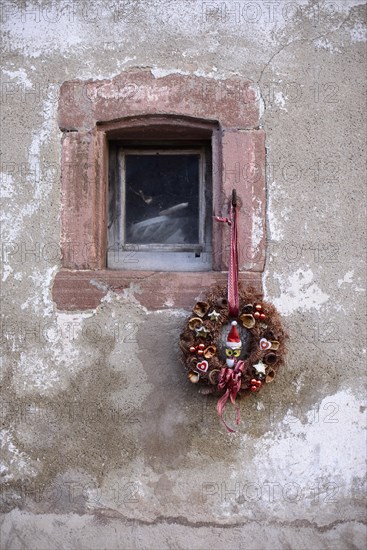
[125, 153, 200, 245]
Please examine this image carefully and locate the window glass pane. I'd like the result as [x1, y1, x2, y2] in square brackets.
[125, 153, 200, 244]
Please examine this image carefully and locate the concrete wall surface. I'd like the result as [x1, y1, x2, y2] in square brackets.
[1, 1, 366, 549]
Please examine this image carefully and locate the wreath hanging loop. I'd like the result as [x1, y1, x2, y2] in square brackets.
[179, 189, 287, 432]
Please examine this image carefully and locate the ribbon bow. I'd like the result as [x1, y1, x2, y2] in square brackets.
[216, 361, 247, 433]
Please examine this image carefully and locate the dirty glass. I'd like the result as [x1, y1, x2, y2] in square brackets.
[125, 153, 200, 244]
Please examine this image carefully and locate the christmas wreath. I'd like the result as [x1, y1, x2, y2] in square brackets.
[179, 190, 287, 432]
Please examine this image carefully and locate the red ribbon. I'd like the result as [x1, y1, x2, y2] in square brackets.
[216, 361, 246, 433]
[215, 191, 239, 317]
[215, 190, 243, 432]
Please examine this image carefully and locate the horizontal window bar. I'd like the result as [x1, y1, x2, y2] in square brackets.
[108, 243, 205, 253]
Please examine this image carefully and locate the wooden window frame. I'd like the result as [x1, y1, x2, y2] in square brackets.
[53, 71, 265, 310]
[108, 145, 212, 271]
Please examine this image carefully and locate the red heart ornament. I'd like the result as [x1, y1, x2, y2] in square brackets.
[259, 338, 272, 351]
[196, 360, 209, 373]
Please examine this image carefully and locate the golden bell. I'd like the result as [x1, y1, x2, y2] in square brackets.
[188, 371, 200, 383]
[270, 341, 280, 350]
[188, 317, 203, 330]
[208, 369, 220, 385]
[203, 345, 216, 359]
[193, 301, 210, 318]
[240, 313, 255, 329]
[265, 368, 275, 383]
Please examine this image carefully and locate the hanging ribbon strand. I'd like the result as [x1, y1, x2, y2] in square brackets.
[215, 189, 239, 318]
[228, 189, 239, 317]
[214, 189, 243, 432]
[216, 360, 246, 433]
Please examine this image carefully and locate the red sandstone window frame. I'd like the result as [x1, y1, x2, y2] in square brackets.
[53, 71, 266, 310]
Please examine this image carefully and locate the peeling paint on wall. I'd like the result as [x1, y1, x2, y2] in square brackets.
[271, 269, 330, 315]
[1, 0, 366, 547]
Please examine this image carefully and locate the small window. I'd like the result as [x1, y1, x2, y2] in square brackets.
[108, 142, 212, 271]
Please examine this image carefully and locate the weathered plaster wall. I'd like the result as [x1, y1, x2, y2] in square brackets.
[1, 1, 366, 548]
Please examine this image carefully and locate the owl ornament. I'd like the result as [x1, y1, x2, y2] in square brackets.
[225, 321, 242, 368]
[180, 190, 287, 432]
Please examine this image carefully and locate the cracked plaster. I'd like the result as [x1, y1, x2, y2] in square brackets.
[1, 0, 366, 548]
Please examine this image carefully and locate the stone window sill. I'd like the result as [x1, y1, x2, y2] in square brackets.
[52, 270, 262, 311]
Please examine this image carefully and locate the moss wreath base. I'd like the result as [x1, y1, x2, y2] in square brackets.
[180, 285, 287, 428]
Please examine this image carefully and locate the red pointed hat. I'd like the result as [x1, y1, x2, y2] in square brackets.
[226, 321, 242, 349]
